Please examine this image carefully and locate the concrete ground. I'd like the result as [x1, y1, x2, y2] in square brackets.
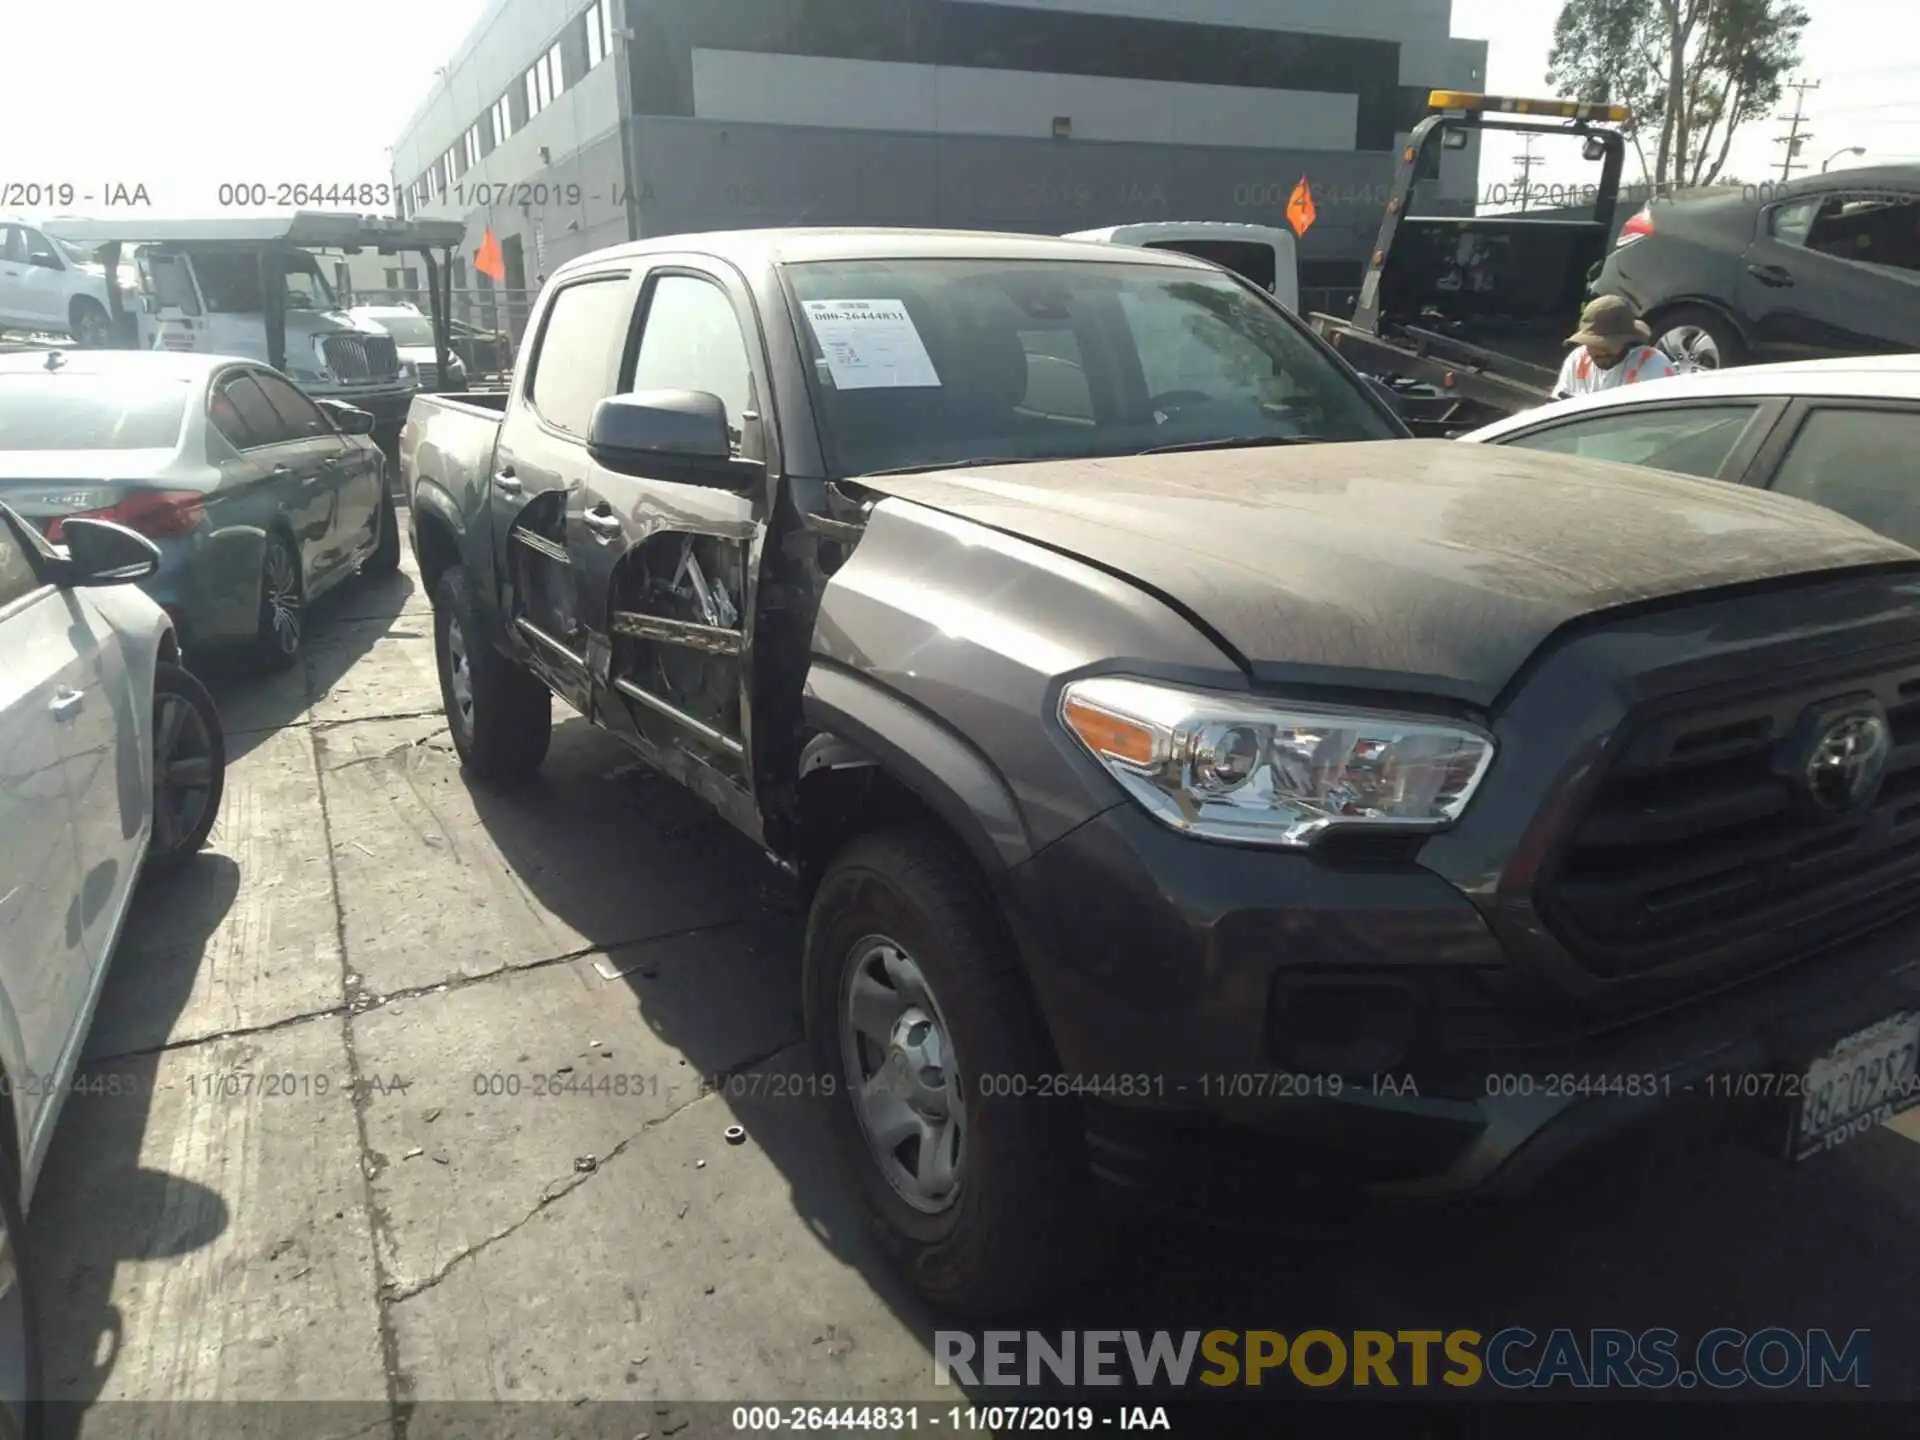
[28, 521, 1920, 1431]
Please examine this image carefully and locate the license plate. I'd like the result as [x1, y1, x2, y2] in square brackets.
[1792, 1012, 1920, 1160]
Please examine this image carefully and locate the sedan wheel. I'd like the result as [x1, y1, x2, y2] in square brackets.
[840, 935, 968, 1214]
[1657, 323, 1721, 370]
[145, 663, 226, 876]
[249, 535, 304, 672]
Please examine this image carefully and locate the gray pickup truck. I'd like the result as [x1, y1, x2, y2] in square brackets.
[403, 227, 1920, 1316]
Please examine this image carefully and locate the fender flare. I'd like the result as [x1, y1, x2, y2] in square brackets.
[801, 663, 1032, 877]
[410, 475, 466, 547]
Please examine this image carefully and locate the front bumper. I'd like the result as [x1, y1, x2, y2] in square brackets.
[1001, 800, 1920, 1201]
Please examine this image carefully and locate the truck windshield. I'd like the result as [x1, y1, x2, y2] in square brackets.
[188, 249, 340, 313]
[0, 376, 189, 450]
[782, 258, 1398, 477]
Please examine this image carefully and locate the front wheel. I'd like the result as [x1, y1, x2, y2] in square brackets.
[433, 566, 552, 780]
[805, 825, 1098, 1315]
[145, 662, 226, 875]
[68, 297, 111, 349]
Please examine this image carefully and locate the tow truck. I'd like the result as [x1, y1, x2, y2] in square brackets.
[1311, 89, 1631, 436]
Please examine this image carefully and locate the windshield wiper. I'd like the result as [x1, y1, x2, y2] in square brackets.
[855, 456, 1041, 479]
[1135, 435, 1331, 456]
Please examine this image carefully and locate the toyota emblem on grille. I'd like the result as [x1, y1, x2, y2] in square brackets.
[1801, 709, 1891, 813]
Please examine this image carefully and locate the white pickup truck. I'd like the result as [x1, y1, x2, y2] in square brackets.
[1064, 221, 1300, 311]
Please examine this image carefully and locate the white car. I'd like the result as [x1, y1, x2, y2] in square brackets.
[1460, 354, 1920, 550]
[0, 502, 226, 1426]
[0, 221, 130, 347]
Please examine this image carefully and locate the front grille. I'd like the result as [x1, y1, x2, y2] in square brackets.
[1541, 657, 1920, 978]
[321, 333, 399, 381]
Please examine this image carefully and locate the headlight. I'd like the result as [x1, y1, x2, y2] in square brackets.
[1059, 677, 1495, 848]
[398, 360, 416, 380]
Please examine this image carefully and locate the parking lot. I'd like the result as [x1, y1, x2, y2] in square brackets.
[27, 517, 1920, 1429]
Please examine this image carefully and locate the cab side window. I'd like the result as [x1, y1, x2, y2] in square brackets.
[629, 276, 759, 455]
[527, 276, 632, 436]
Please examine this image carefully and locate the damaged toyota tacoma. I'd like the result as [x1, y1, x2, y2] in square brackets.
[402, 228, 1920, 1315]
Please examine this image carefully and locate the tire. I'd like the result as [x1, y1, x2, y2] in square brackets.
[144, 663, 227, 876]
[432, 566, 551, 780]
[1650, 304, 1746, 372]
[364, 477, 401, 577]
[0, 1133, 42, 1440]
[248, 530, 304, 673]
[805, 825, 1097, 1316]
[67, 297, 110, 349]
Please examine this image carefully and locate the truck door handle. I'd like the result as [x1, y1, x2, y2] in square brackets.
[49, 687, 85, 721]
[493, 471, 522, 495]
[582, 506, 622, 538]
[1746, 263, 1795, 287]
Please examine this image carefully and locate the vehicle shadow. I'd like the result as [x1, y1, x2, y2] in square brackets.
[27, 854, 240, 1426]
[196, 558, 424, 765]
[457, 724, 1920, 1407]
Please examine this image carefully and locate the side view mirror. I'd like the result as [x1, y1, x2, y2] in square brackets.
[141, 296, 162, 315]
[58, 518, 161, 586]
[318, 399, 376, 435]
[1582, 135, 1609, 163]
[1442, 129, 1470, 151]
[28, 253, 62, 270]
[588, 390, 760, 489]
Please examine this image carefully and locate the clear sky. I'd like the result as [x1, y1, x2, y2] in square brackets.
[1, 0, 1911, 220]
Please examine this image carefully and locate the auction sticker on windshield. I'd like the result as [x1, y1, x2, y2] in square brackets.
[1792, 1011, 1920, 1160]
[801, 299, 941, 389]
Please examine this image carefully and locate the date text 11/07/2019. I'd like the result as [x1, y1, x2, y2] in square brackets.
[728, 1405, 1172, 1431]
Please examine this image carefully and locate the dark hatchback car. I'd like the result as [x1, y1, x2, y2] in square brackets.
[1592, 164, 1920, 371]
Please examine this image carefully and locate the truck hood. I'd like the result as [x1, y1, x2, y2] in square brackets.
[859, 439, 1920, 704]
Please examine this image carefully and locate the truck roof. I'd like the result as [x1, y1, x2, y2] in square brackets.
[555, 226, 1220, 278]
[38, 210, 468, 252]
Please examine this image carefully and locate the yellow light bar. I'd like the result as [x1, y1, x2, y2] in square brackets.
[1427, 90, 1630, 124]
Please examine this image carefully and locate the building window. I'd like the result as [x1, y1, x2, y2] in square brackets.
[464, 124, 483, 170]
[527, 41, 564, 116]
[586, 0, 611, 69]
[491, 94, 513, 147]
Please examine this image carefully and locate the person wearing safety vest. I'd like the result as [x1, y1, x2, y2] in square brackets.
[1551, 295, 1678, 400]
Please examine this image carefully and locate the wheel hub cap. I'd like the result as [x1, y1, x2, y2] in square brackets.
[841, 937, 966, 1213]
[446, 613, 474, 733]
[151, 690, 214, 858]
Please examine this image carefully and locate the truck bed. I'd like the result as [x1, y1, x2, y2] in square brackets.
[400, 390, 508, 514]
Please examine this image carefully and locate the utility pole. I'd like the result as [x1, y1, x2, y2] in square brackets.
[1774, 77, 1820, 182]
[1512, 134, 1544, 212]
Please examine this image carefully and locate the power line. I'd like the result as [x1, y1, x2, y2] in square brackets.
[1773, 77, 1820, 182]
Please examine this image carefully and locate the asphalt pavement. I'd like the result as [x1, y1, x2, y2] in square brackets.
[27, 521, 1920, 1434]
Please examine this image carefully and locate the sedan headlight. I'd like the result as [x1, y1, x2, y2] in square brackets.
[1059, 677, 1495, 848]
